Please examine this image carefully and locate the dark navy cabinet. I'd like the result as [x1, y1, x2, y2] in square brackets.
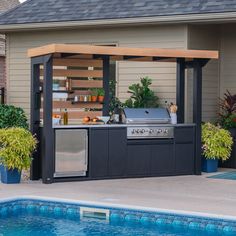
[127, 144, 150, 176]
[89, 128, 109, 178]
[175, 127, 195, 175]
[89, 125, 196, 180]
[89, 127, 127, 178]
[108, 128, 127, 177]
[150, 142, 174, 175]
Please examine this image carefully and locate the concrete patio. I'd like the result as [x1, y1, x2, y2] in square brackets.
[0, 169, 236, 218]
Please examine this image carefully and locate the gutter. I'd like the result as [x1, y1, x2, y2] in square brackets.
[1, 12, 236, 32]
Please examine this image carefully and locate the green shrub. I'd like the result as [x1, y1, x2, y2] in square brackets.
[219, 114, 236, 129]
[202, 123, 233, 161]
[0, 128, 37, 171]
[0, 105, 28, 129]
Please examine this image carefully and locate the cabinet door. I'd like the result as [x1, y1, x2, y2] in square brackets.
[175, 143, 194, 174]
[150, 143, 174, 175]
[89, 128, 109, 178]
[108, 128, 127, 177]
[127, 144, 150, 176]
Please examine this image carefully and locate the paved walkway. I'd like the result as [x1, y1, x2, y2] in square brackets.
[0, 169, 236, 218]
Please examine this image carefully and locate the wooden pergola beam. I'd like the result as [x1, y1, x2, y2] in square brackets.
[28, 43, 219, 60]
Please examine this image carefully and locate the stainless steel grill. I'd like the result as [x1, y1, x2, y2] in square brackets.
[123, 108, 174, 139]
[123, 108, 171, 124]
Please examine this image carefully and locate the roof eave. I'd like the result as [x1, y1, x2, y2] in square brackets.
[1, 12, 236, 32]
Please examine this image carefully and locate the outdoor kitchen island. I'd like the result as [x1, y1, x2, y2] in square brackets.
[51, 123, 195, 183]
[28, 44, 218, 183]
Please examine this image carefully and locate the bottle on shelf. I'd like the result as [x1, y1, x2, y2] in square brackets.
[63, 109, 68, 125]
[66, 78, 71, 91]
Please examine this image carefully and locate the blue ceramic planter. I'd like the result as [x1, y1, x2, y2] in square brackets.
[202, 158, 218, 173]
[1, 166, 21, 184]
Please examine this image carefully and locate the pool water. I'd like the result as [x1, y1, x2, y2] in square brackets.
[0, 213, 230, 236]
[0, 199, 235, 236]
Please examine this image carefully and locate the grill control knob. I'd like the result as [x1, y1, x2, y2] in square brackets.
[157, 129, 162, 134]
[149, 129, 154, 134]
[164, 129, 169, 134]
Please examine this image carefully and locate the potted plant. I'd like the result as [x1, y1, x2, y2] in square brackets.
[202, 123, 233, 172]
[97, 88, 105, 103]
[90, 88, 98, 102]
[124, 77, 159, 108]
[0, 128, 37, 184]
[218, 90, 236, 168]
[0, 104, 28, 129]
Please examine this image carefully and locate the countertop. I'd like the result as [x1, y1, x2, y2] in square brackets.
[51, 123, 196, 129]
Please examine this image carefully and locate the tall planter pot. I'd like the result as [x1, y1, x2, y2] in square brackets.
[202, 157, 218, 173]
[1, 166, 21, 184]
[220, 128, 236, 168]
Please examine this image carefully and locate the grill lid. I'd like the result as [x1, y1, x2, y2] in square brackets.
[123, 108, 171, 124]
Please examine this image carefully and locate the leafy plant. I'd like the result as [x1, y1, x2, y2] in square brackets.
[202, 123, 233, 161]
[124, 77, 159, 108]
[0, 128, 37, 171]
[90, 88, 98, 96]
[109, 80, 123, 115]
[219, 90, 236, 115]
[220, 114, 236, 129]
[97, 88, 105, 96]
[218, 90, 236, 128]
[0, 105, 28, 129]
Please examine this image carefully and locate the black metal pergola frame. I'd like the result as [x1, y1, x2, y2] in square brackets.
[28, 44, 218, 184]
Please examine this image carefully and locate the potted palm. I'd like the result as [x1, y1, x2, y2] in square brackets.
[202, 123, 233, 172]
[0, 128, 37, 184]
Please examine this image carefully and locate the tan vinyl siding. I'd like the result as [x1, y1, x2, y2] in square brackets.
[220, 24, 236, 98]
[187, 25, 220, 122]
[7, 25, 187, 117]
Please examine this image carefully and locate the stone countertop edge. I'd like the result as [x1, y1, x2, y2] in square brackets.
[51, 123, 196, 129]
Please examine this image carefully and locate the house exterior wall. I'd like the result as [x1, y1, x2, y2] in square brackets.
[219, 24, 236, 98]
[187, 25, 220, 122]
[6, 25, 188, 117]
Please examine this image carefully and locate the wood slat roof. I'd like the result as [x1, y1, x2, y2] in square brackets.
[28, 44, 219, 61]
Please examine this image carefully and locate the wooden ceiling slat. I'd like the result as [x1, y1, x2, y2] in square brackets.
[53, 58, 103, 67]
[40, 68, 103, 78]
[71, 80, 102, 88]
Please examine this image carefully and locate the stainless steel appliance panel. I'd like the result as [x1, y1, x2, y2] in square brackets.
[54, 129, 88, 177]
[127, 126, 174, 139]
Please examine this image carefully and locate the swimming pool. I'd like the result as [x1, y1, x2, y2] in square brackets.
[0, 198, 235, 236]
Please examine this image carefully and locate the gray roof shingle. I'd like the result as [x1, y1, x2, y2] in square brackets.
[0, 0, 235, 25]
[0, 0, 19, 14]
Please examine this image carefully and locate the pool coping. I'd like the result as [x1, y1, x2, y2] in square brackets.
[1, 195, 236, 222]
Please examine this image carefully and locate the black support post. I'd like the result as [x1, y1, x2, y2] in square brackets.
[176, 58, 185, 123]
[193, 59, 203, 175]
[102, 55, 110, 116]
[42, 54, 54, 184]
[30, 56, 44, 180]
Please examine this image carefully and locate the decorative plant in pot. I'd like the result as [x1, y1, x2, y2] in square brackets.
[90, 88, 98, 102]
[0, 104, 29, 182]
[124, 77, 159, 108]
[0, 104, 28, 129]
[202, 123, 233, 173]
[97, 88, 105, 103]
[217, 90, 236, 168]
[0, 128, 37, 184]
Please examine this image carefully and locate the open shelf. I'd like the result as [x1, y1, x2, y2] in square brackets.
[53, 90, 74, 94]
